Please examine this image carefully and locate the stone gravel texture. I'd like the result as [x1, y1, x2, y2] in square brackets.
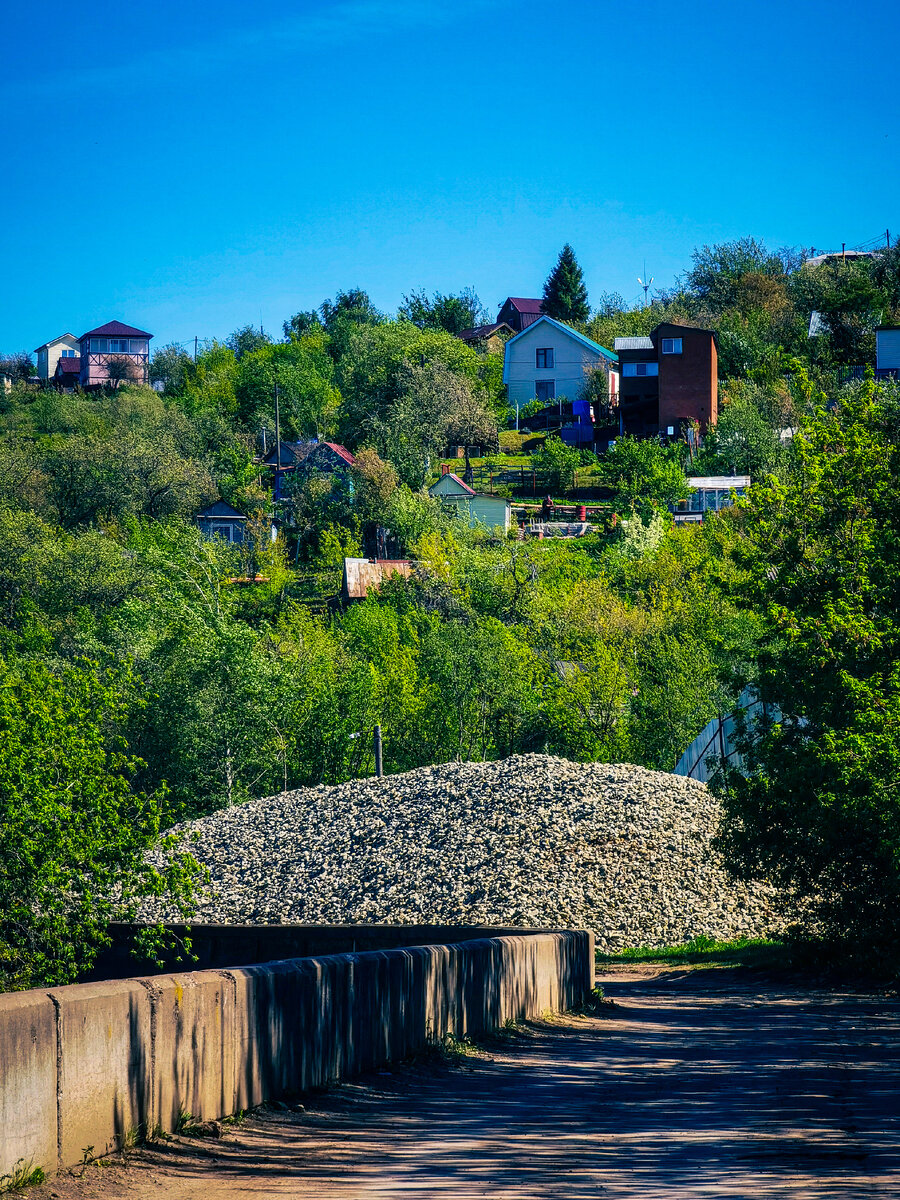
[146, 754, 776, 949]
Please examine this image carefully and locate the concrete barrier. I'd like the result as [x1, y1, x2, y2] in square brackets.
[89, 922, 585, 980]
[0, 931, 592, 1180]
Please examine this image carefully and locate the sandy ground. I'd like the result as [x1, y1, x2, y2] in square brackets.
[29, 965, 900, 1199]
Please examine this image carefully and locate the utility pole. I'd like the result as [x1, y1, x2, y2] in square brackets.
[193, 335, 198, 363]
[888, 229, 892, 249]
[274, 383, 282, 499]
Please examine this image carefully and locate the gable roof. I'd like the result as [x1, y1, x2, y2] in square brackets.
[430, 472, 476, 496]
[502, 297, 543, 314]
[263, 440, 356, 469]
[263, 441, 316, 467]
[196, 499, 247, 520]
[321, 441, 355, 466]
[458, 322, 514, 342]
[502, 315, 617, 382]
[79, 320, 153, 340]
[34, 332, 79, 352]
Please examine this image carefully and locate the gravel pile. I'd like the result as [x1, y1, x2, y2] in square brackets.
[145, 755, 776, 949]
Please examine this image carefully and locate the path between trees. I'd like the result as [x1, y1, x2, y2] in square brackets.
[36, 965, 900, 1199]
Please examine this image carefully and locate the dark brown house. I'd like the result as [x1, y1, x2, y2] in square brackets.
[613, 323, 717, 439]
[457, 322, 514, 353]
[496, 297, 544, 333]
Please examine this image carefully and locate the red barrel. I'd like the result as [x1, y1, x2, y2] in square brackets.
[578, 505, 587, 521]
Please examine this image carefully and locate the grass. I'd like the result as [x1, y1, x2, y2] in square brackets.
[0, 1160, 45, 1194]
[596, 935, 791, 970]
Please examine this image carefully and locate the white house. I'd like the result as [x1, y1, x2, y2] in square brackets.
[429, 473, 511, 531]
[502, 315, 618, 412]
[34, 332, 79, 381]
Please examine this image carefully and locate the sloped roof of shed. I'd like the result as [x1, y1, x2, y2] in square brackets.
[614, 336, 654, 350]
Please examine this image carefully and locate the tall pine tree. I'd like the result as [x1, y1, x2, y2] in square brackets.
[542, 244, 589, 323]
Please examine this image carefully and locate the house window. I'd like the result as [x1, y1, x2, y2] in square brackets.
[90, 338, 108, 352]
[108, 339, 130, 352]
[129, 339, 148, 354]
[661, 337, 683, 354]
[60, 349, 76, 358]
[622, 362, 659, 377]
[535, 380, 556, 403]
[535, 348, 554, 369]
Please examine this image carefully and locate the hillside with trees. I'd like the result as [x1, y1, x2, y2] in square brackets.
[2, 236, 900, 986]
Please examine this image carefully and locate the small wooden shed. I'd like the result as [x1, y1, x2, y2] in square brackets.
[429, 473, 511, 532]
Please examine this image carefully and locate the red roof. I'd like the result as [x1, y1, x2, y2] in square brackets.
[506, 298, 543, 313]
[55, 357, 81, 374]
[79, 320, 153, 340]
[322, 441, 356, 466]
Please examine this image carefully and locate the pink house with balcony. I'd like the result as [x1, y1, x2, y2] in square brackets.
[78, 321, 152, 388]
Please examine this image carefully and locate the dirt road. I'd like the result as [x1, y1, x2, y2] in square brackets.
[37, 965, 900, 1199]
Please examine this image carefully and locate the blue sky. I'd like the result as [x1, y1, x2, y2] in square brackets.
[1, 0, 897, 355]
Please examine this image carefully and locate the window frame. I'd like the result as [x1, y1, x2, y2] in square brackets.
[535, 380, 556, 403]
[661, 337, 683, 355]
[535, 347, 554, 369]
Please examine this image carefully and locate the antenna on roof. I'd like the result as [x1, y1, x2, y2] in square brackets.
[637, 261, 654, 308]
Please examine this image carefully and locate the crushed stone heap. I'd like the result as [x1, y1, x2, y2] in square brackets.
[145, 755, 775, 950]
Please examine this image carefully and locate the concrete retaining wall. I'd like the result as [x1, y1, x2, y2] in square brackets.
[88, 922, 580, 980]
[0, 931, 591, 1180]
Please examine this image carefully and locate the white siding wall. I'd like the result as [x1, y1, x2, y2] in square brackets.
[877, 329, 900, 370]
[440, 493, 510, 531]
[504, 323, 603, 408]
[37, 335, 79, 380]
[470, 495, 510, 530]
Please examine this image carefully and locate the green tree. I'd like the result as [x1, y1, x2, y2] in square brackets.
[0, 351, 36, 381]
[600, 437, 689, 515]
[150, 343, 194, 394]
[694, 384, 785, 476]
[542, 244, 589, 323]
[398, 288, 488, 334]
[681, 237, 790, 314]
[534, 436, 581, 492]
[715, 371, 900, 947]
[283, 310, 323, 340]
[0, 654, 198, 989]
[338, 324, 494, 458]
[227, 325, 273, 359]
[234, 334, 340, 437]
